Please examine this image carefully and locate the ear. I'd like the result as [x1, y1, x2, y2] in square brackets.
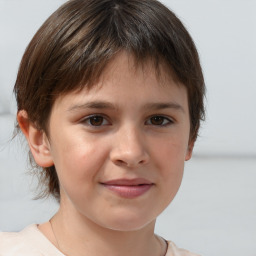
[185, 140, 194, 161]
[17, 110, 54, 167]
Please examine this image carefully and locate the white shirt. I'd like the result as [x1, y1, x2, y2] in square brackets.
[0, 225, 200, 256]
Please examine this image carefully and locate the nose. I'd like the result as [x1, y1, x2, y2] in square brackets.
[110, 126, 149, 168]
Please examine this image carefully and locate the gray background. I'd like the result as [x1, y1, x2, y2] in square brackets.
[0, 0, 255, 255]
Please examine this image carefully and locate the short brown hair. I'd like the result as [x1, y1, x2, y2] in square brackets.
[14, 0, 205, 200]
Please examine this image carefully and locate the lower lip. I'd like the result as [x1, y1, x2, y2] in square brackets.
[102, 184, 153, 198]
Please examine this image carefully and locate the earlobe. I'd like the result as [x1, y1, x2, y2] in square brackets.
[185, 140, 194, 161]
[17, 110, 54, 168]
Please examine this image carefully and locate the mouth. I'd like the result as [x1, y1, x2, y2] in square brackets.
[100, 178, 154, 199]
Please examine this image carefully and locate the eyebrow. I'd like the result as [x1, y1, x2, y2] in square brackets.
[142, 102, 185, 113]
[68, 101, 117, 112]
[68, 101, 184, 112]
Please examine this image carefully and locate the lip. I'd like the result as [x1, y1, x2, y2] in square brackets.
[101, 178, 154, 198]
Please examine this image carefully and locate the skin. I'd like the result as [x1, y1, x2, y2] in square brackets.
[18, 52, 194, 256]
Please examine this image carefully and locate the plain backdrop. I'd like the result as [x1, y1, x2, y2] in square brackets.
[0, 1, 255, 256]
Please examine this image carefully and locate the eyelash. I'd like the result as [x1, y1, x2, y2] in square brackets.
[82, 115, 110, 127]
[81, 114, 174, 127]
[145, 115, 173, 126]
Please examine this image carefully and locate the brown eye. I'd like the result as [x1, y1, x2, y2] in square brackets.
[146, 115, 172, 126]
[150, 116, 165, 125]
[82, 115, 110, 127]
[89, 116, 104, 126]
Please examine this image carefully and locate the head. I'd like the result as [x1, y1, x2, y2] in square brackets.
[15, 0, 205, 201]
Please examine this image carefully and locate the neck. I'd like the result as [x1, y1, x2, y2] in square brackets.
[50, 206, 166, 256]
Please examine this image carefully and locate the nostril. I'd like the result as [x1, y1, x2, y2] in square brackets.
[110, 143, 150, 167]
[115, 159, 126, 166]
[113, 158, 147, 168]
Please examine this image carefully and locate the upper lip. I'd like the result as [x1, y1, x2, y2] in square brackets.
[101, 178, 153, 186]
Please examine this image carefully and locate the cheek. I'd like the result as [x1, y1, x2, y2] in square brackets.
[151, 135, 188, 170]
[150, 137, 186, 198]
[50, 135, 109, 194]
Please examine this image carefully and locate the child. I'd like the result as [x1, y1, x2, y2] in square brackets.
[0, 0, 205, 255]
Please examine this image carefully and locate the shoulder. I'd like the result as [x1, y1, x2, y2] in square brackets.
[166, 240, 201, 256]
[0, 224, 62, 256]
[0, 225, 44, 256]
[0, 225, 33, 255]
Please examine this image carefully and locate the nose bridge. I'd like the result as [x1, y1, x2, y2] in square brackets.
[110, 123, 149, 167]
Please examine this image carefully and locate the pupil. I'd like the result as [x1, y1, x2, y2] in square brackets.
[151, 116, 163, 125]
[90, 116, 103, 126]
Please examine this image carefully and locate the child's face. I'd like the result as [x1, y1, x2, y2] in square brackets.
[42, 52, 193, 231]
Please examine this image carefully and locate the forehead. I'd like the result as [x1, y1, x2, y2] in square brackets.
[66, 51, 185, 98]
[99, 52, 180, 88]
[50, 51, 185, 107]
[51, 52, 188, 114]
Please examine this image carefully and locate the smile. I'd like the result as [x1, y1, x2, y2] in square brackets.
[101, 178, 154, 198]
